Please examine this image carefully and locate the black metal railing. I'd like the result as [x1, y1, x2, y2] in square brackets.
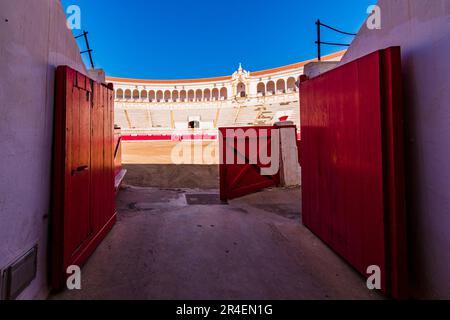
[75, 30, 95, 69]
[315, 19, 357, 61]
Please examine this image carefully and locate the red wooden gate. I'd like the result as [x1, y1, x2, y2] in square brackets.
[219, 126, 280, 200]
[51, 66, 116, 291]
[300, 47, 408, 298]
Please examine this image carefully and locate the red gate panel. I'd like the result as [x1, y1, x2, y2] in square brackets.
[113, 130, 126, 192]
[51, 66, 116, 291]
[300, 47, 407, 298]
[219, 126, 280, 200]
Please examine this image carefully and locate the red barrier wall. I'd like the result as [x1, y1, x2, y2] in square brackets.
[51, 66, 116, 291]
[219, 126, 280, 200]
[121, 134, 217, 141]
[300, 47, 407, 298]
[114, 131, 122, 177]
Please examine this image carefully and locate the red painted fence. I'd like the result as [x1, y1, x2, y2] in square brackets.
[300, 47, 408, 298]
[121, 133, 217, 141]
[219, 126, 280, 200]
[51, 66, 116, 291]
[114, 131, 122, 177]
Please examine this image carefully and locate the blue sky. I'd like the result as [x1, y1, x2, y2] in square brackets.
[61, 0, 374, 79]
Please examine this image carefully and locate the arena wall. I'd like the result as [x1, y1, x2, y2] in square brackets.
[340, 0, 450, 299]
[0, 0, 87, 299]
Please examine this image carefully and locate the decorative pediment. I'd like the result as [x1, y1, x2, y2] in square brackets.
[232, 63, 250, 82]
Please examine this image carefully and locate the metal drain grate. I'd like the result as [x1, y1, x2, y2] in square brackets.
[1, 246, 37, 300]
[185, 194, 228, 205]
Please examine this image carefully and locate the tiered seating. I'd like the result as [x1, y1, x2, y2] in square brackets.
[234, 106, 260, 126]
[266, 102, 298, 124]
[290, 103, 301, 125]
[197, 108, 217, 122]
[171, 107, 217, 122]
[114, 100, 301, 133]
[114, 109, 129, 129]
[216, 107, 237, 127]
[150, 109, 172, 128]
[254, 106, 274, 125]
[127, 108, 152, 128]
[172, 109, 197, 122]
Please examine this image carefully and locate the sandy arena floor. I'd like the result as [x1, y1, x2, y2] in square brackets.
[122, 141, 219, 165]
[121, 140, 220, 189]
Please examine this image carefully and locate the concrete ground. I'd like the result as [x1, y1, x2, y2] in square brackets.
[51, 185, 382, 300]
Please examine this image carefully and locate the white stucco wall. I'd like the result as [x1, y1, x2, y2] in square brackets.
[341, 0, 450, 299]
[0, 0, 86, 299]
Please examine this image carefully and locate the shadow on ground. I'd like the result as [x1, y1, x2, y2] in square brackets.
[50, 184, 382, 300]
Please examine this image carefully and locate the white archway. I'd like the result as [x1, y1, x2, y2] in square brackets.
[220, 87, 227, 100]
[204, 89, 211, 101]
[164, 90, 171, 102]
[172, 90, 179, 102]
[149, 90, 156, 102]
[237, 82, 246, 97]
[180, 90, 187, 102]
[195, 89, 203, 101]
[287, 77, 297, 92]
[266, 81, 275, 95]
[257, 82, 265, 96]
[276, 79, 286, 93]
[188, 90, 195, 101]
[156, 90, 163, 102]
[212, 88, 219, 101]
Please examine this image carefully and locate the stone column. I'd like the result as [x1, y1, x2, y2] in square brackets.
[274, 121, 301, 187]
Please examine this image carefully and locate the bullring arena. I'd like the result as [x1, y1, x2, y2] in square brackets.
[110, 52, 344, 189]
[3, 0, 449, 302]
[110, 51, 344, 169]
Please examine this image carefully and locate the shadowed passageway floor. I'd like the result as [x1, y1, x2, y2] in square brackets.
[123, 164, 219, 189]
[51, 186, 382, 300]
